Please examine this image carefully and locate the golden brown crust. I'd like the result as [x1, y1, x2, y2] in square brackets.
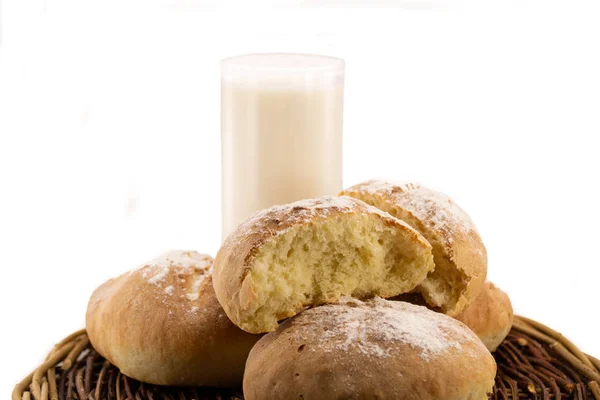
[455, 281, 514, 352]
[213, 196, 434, 333]
[243, 298, 496, 400]
[85, 251, 261, 387]
[342, 180, 488, 315]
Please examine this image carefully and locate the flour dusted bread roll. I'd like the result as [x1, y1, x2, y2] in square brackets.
[395, 282, 513, 351]
[342, 180, 487, 316]
[243, 298, 496, 400]
[86, 251, 261, 387]
[214, 196, 435, 333]
[455, 281, 513, 352]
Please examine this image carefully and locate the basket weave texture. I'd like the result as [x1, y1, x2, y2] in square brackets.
[13, 316, 600, 400]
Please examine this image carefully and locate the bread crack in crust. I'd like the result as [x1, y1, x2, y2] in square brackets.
[213, 196, 435, 333]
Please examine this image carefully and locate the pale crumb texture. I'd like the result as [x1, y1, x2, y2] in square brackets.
[229, 196, 395, 247]
[342, 181, 488, 316]
[215, 196, 435, 333]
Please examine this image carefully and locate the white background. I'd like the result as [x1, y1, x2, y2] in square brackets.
[1, 0, 599, 394]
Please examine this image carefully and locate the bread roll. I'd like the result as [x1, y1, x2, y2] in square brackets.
[86, 251, 261, 387]
[342, 180, 487, 316]
[455, 281, 513, 352]
[243, 298, 496, 400]
[214, 196, 435, 334]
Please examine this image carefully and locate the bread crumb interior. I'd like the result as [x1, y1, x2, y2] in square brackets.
[239, 214, 433, 332]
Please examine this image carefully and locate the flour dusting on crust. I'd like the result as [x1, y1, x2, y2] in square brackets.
[296, 297, 481, 361]
[141, 250, 212, 284]
[343, 180, 477, 245]
[226, 195, 416, 250]
[136, 251, 213, 307]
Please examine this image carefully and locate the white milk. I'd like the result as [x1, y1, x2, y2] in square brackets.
[221, 54, 345, 241]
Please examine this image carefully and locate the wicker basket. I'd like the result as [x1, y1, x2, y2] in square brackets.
[13, 316, 600, 400]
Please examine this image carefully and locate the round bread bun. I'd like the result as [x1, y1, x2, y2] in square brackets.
[243, 298, 496, 400]
[214, 196, 434, 334]
[86, 251, 261, 387]
[342, 180, 488, 316]
[454, 281, 514, 352]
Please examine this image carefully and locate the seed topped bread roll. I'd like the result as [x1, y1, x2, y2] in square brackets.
[243, 298, 496, 400]
[214, 196, 435, 333]
[455, 281, 514, 352]
[342, 180, 487, 316]
[86, 251, 261, 387]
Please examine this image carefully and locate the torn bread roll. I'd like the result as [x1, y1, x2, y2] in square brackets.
[243, 298, 496, 400]
[342, 180, 487, 316]
[86, 251, 261, 387]
[455, 281, 514, 352]
[214, 196, 435, 333]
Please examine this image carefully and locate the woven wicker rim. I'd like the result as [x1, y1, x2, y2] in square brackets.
[13, 316, 600, 400]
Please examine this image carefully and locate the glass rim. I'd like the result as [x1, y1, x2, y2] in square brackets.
[221, 53, 345, 79]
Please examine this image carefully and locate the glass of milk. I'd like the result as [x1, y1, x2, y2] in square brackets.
[221, 53, 345, 241]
